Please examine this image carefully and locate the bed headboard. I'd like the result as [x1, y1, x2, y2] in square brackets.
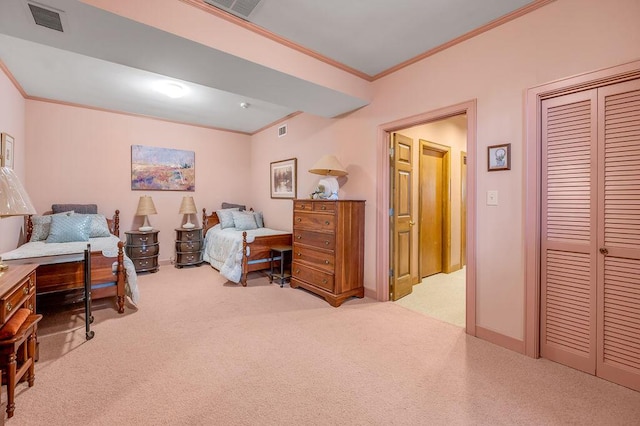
[25, 209, 120, 242]
[202, 208, 220, 236]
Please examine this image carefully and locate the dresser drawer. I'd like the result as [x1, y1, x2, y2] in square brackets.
[126, 232, 159, 245]
[126, 244, 159, 257]
[292, 262, 334, 292]
[0, 273, 34, 324]
[293, 200, 314, 211]
[175, 240, 202, 251]
[293, 244, 334, 272]
[293, 230, 335, 250]
[293, 212, 335, 232]
[313, 201, 336, 212]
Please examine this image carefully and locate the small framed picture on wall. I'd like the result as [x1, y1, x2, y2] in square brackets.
[488, 143, 510, 171]
[1, 133, 14, 169]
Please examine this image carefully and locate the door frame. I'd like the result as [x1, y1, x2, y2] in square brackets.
[376, 100, 477, 335]
[524, 59, 640, 358]
[419, 140, 452, 276]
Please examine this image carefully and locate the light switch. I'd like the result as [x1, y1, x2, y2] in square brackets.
[487, 190, 498, 206]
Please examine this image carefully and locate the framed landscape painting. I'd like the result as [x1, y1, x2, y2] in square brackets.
[131, 145, 195, 191]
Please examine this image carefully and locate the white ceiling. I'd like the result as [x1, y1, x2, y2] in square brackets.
[0, 0, 538, 134]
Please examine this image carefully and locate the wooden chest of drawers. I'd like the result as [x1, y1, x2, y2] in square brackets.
[0, 264, 37, 324]
[291, 199, 365, 307]
[125, 230, 160, 273]
[174, 228, 203, 268]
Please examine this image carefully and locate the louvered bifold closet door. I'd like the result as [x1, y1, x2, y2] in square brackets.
[597, 79, 640, 392]
[541, 90, 598, 374]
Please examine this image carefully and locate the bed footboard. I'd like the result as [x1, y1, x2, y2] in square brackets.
[240, 231, 293, 286]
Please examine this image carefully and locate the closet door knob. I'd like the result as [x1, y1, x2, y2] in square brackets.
[599, 247, 608, 255]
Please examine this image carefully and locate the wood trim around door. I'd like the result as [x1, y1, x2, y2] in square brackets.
[376, 100, 477, 335]
[524, 59, 640, 358]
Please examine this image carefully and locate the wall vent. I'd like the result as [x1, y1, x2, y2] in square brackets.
[278, 124, 287, 138]
[203, 0, 262, 19]
[28, 2, 64, 32]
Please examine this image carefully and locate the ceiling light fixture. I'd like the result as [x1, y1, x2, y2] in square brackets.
[240, 102, 250, 109]
[154, 81, 188, 99]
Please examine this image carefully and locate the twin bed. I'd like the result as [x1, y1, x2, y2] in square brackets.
[1, 205, 138, 313]
[201, 208, 292, 285]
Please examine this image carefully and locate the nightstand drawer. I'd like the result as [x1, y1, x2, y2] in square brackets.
[176, 252, 203, 265]
[176, 229, 202, 241]
[292, 262, 334, 292]
[126, 232, 159, 246]
[126, 244, 159, 257]
[175, 240, 202, 251]
[132, 256, 158, 272]
[293, 230, 335, 250]
[293, 245, 334, 272]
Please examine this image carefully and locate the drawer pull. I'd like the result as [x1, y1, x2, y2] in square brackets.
[321, 205, 326, 210]
[325, 241, 329, 245]
[325, 260, 330, 264]
[295, 269, 300, 274]
[322, 279, 328, 284]
[140, 236, 148, 242]
[297, 252, 302, 257]
[23, 286, 28, 295]
[324, 221, 330, 225]
[296, 235, 301, 240]
[296, 218, 301, 222]
[28, 303, 33, 311]
[6, 302, 12, 313]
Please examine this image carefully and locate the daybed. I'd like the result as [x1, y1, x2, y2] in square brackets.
[1, 205, 138, 313]
[202, 207, 292, 285]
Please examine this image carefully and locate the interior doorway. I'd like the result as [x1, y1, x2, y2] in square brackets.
[391, 115, 467, 328]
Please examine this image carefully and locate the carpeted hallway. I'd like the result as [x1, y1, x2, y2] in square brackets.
[6, 265, 640, 425]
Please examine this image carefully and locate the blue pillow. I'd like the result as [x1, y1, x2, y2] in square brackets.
[232, 211, 257, 231]
[216, 208, 239, 229]
[253, 211, 264, 228]
[46, 215, 91, 243]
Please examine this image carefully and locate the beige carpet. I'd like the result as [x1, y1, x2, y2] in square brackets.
[394, 267, 466, 327]
[5, 265, 640, 425]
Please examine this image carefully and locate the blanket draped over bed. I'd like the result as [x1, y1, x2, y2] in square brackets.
[1, 235, 139, 305]
[203, 224, 290, 283]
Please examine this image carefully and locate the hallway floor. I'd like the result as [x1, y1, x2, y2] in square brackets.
[394, 266, 466, 327]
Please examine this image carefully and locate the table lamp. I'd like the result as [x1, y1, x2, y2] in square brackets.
[135, 195, 157, 232]
[309, 155, 348, 200]
[178, 196, 197, 229]
[0, 167, 37, 271]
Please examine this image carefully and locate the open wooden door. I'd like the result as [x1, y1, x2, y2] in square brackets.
[390, 133, 414, 301]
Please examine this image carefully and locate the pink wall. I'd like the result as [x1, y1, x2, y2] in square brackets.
[24, 101, 251, 263]
[0, 68, 27, 252]
[249, 0, 640, 341]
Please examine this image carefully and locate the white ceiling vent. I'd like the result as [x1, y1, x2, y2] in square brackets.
[203, 0, 262, 19]
[278, 124, 287, 138]
[27, 2, 64, 32]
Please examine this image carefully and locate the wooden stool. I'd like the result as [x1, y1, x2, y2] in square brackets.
[0, 314, 42, 418]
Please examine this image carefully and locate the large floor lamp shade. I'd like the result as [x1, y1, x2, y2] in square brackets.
[178, 196, 197, 229]
[135, 195, 157, 232]
[0, 167, 36, 270]
[309, 155, 348, 200]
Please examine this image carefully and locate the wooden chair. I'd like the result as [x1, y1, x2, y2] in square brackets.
[0, 314, 42, 418]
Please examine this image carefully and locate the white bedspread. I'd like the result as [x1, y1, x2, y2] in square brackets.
[202, 224, 290, 283]
[1, 235, 139, 304]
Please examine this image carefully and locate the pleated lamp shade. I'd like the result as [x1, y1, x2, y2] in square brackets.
[0, 167, 36, 217]
[135, 195, 157, 231]
[179, 196, 197, 229]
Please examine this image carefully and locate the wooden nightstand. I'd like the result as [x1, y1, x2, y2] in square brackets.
[175, 228, 203, 268]
[125, 230, 160, 273]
